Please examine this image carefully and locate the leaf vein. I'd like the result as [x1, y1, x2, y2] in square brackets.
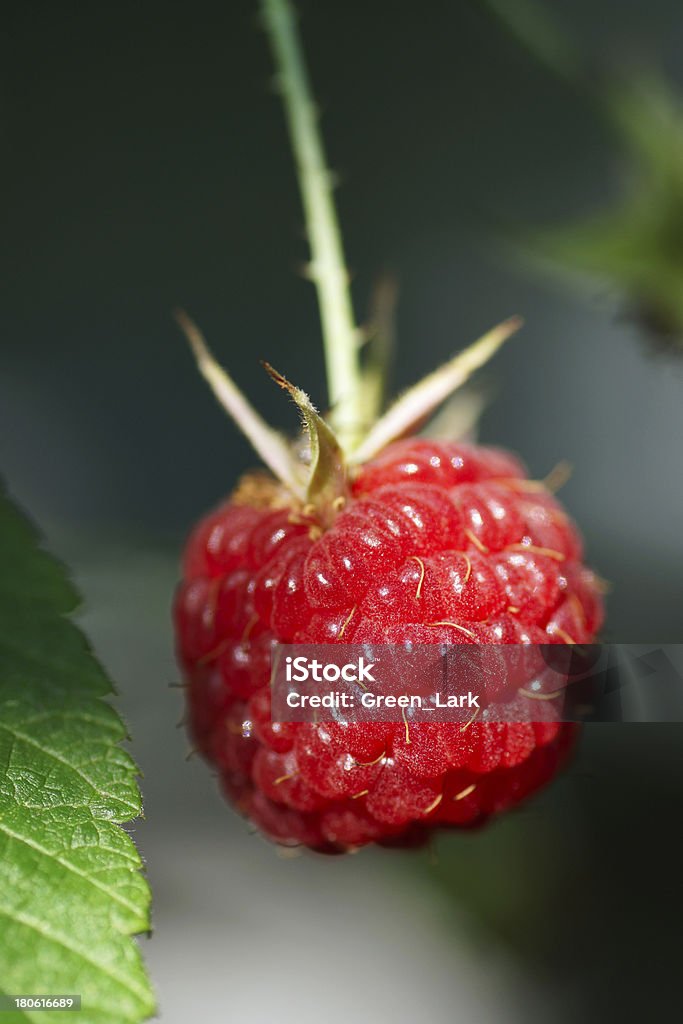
[0, 820, 144, 919]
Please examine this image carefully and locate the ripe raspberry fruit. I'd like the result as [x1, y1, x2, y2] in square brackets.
[175, 434, 603, 852]
[173, 0, 604, 852]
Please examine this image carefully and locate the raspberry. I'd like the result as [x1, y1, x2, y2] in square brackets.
[172, 6, 606, 851]
[174, 438, 603, 852]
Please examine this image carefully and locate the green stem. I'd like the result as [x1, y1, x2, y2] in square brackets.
[261, 0, 363, 450]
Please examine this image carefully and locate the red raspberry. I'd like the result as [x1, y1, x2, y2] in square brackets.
[174, 438, 603, 852]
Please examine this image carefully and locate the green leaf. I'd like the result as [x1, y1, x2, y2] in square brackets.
[0, 488, 155, 1024]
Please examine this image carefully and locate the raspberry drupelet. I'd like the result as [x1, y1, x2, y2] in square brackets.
[174, 438, 604, 852]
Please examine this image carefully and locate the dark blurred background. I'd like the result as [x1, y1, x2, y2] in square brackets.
[2, 2, 682, 1022]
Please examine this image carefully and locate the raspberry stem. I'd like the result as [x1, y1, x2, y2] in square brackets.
[261, 0, 364, 452]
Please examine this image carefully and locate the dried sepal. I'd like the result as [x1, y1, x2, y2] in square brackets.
[263, 363, 348, 514]
[349, 316, 523, 465]
[420, 382, 491, 443]
[175, 310, 306, 499]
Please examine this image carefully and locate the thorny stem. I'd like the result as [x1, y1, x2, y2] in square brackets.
[261, 0, 364, 451]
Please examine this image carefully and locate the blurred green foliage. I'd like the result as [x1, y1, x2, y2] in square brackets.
[529, 80, 683, 350]
[486, 0, 683, 351]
